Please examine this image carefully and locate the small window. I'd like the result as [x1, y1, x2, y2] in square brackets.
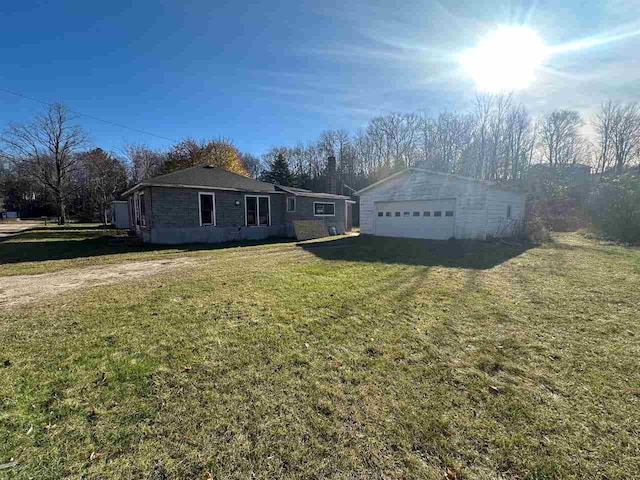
[413, 211, 420, 217]
[395, 212, 400, 217]
[314, 202, 335, 216]
[385, 212, 391, 217]
[445, 211, 454, 217]
[403, 211, 410, 217]
[506, 205, 512, 218]
[423, 211, 431, 217]
[434, 211, 442, 217]
[287, 197, 296, 212]
[378, 212, 384, 217]
[199, 192, 215, 226]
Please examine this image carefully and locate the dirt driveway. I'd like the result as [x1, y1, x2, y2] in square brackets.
[0, 246, 306, 309]
[0, 222, 40, 238]
[0, 257, 197, 309]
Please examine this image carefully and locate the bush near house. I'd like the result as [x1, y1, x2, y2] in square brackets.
[588, 172, 640, 243]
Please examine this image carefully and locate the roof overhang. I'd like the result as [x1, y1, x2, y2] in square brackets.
[121, 182, 281, 197]
[276, 185, 350, 200]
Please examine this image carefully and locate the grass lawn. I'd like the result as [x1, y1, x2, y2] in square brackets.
[1, 227, 639, 478]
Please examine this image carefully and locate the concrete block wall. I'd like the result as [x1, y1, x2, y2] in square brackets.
[284, 195, 346, 236]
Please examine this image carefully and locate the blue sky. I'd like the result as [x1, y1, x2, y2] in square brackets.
[2, 0, 640, 155]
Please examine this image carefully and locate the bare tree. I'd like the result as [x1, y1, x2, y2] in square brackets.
[593, 100, 617, 174]
[78, 148, 128, 223]
[611, 102, 640, 174]
[471, 93, 494, 178]
[539, 110, 584, 165]
[1, 104, 88, 224]
[123, 143, 165, 183]
[504, 104, 533, 181]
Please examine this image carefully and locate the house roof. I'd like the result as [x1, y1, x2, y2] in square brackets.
[276, 185, 350, 199]
[355, 167, 521, 195]
[122, 164, 351, 199]
[122, 164, 278, 196]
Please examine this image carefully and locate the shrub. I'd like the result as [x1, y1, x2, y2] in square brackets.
[588, 173, 640, 243]
[526, 200, 551, 243]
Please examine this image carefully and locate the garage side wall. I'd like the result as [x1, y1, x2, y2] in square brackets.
[359, 171, 490, 239]
[486, 190, 526, 238]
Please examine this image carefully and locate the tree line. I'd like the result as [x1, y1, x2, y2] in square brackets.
[260, 94, 640, 195]
[1, 96, 639, 224]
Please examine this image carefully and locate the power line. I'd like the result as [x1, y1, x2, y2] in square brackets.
[0, 87, 177, 143]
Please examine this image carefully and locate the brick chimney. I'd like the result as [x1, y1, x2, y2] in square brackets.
[326, 155, 337, 194]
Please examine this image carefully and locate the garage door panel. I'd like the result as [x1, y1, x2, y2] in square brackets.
[374, 199, 455, 240]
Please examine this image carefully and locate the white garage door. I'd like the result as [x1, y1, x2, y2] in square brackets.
[374, 199, 456, 240]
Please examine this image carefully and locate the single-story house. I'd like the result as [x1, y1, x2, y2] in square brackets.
[121, 163, 353, 244]
[357, 168, 526, 240]
[108, 200, 130, 229]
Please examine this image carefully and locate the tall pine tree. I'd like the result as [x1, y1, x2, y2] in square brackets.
[261, 151, 293, 186]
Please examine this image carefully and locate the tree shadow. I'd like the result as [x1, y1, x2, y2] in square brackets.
[299, 235, 531, 270]
[0, 228, 295, 265]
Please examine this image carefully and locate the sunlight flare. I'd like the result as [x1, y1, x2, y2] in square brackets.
[461, 26, 546, 92]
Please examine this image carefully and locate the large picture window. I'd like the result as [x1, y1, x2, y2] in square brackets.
[199, 192, 215, 226]
[314, 202, 335, 216]
[245, 195, 270, 226]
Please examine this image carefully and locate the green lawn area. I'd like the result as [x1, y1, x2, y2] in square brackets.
[1, 227, 639, 478]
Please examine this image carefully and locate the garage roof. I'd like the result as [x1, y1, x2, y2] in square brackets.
[355, 168, 516, 195]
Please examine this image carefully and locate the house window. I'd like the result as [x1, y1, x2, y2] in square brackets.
[378, 212, 384, 217]
[245, 195, 270, 226]
[199, 192, 215, 226]
[395, 212, 401, 217]
[385, 212, 391, 217]
[129, 198, 135, 225]
[434, 211, 442, 217]
[287, 197, 296, 212]
[507, 205, 512, 218]
[403, 211, 410, 217]
[413, 211, 420, 217]
[139, 192, 146, 226]
[423, 211, 431, 217]
[314, 202, 335, 216]
[445, 211, 454, 217]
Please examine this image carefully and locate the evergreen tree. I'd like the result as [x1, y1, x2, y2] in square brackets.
[262, 151, 293, 185]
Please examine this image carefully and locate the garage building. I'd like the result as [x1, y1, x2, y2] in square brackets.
[357, 168, 526, 240]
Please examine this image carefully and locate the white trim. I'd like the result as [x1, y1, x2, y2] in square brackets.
[139, 191, 146, 227]
[133, 193, 140, 232]
[198, 191, 216, 226]
[245, 195, 271, 226]
[286, 196, 296, 212]
[313, 201, 336, 217]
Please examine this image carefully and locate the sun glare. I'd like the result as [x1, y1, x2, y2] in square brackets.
[461, 26, 546, 92]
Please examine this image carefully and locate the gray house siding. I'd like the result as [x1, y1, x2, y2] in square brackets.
[142, 187, 287, 244]
[284, 196, 346, 236]
[360, 170, 525, 240]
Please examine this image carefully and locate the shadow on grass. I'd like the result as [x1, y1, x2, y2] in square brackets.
[0, 228, 295, 265]
[300, 234, 531, 270]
